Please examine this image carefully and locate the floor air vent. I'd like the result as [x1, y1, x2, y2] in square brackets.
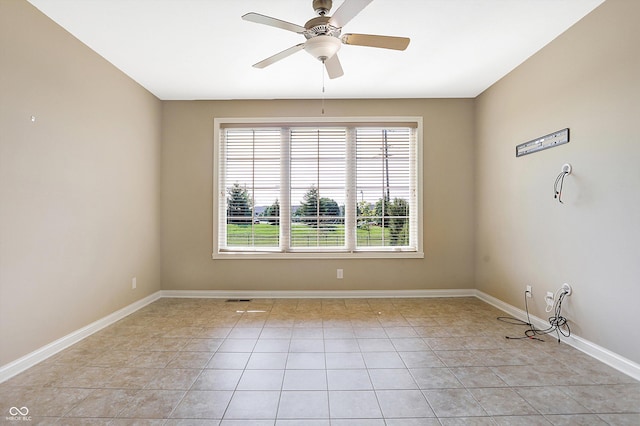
[225, 299, 252, 302]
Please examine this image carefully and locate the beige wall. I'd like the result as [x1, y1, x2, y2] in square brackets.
[475, 0, 640, 363]
[0, 1, 162, 365]
[161, 99, 476, 291]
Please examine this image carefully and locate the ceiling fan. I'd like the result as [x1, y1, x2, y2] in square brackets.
[242, 0, 410, 79]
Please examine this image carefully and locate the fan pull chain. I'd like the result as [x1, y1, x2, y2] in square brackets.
[321, 60, 326, 115]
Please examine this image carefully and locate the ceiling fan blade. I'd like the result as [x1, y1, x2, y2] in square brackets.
[253, 43, 306, 68]
[329, 0, 373, 28]
[324, 54, 344, 79]
[242, 12, 306, 33]
[342, 33, 410, 50]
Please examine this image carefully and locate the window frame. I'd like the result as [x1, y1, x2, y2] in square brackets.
[213, 116, 424, 259]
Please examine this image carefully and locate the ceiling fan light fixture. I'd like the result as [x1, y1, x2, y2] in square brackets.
[304, 35, 341, 61]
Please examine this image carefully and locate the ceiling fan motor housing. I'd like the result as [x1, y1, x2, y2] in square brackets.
[304, 16, 341, 39]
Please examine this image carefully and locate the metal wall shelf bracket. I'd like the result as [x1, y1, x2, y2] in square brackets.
[516, 128, 570, 157]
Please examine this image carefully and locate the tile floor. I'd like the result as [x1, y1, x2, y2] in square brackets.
[1, 297, 639, 425]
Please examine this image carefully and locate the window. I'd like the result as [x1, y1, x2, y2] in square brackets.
[214, 117, 423, 259]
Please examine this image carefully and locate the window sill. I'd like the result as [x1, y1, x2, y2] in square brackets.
[212, 251, 425, 260]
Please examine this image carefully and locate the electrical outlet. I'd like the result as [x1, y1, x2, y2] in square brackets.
[545, 291, 554, 306]
[526, 285, 532, 298]
[132, 277, 137, 290]
[562, 283, 572, 295]
[337, 269, 343, 279]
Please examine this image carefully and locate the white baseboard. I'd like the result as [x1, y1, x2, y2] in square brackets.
[160, 289, 476, 299]
[475, 290, 640, 382]
[0, 291, 162, 384]
[3, 289, 638, 384]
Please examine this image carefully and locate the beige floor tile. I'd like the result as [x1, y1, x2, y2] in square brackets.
[218, 339, 258, 353]
[491, 415, 551, 425]
[86, 350, 141, 368]
[353, 327, 387, 338]
[171, 390, 233, 419]
[384, 327, 419, 338]
[560, 384, 640, 413]
[245, 353, 288, 370]
[27, 387, 93, 417]
[60, 418, 114, 425]
[376, 390, 435, 418]
[285, 352, 325, 369]
[162, 327, 205, 338]
[228, 328, 263, 339]
[433, 350, 482, 368]
[225, 390, 280, 419]
[198, 327, 233, 339]
[207, 352, 251, 369]
[514, 386, 590, 415]
[422, 389, 487, 417]
[192, 370, 243, 391]
[277, 390, 329, 419]
[469, 388, 538, 416]
[385, 419, 440, 426]
[53, 366, 116, 388]
[597, 413, 640, 425]
[130, 350, 178, 368]
[413, 326, 451, 338]
[145, 368, 201, 390]
[259, 328, 293, 339]
[362, 351, 405, 368]
[167, 352, 214, 369]
[398, 351, 444, 368]
[65, 388, 139, 418]
[289, 339, 324, 353]
[106, 368, 163, 389]
[282, 369, 326, 390]
[410, 367, 462, 389]
[545, 414, 608, 425]
[263, 319, 296, 329]
[448, 366, 507, 388]
[308, 419, 354, 426]
[325, 352, 366, 369]
[324, 338, 360, 353]
[253, 339, 290, 353]
[291, 327, 323, 339]
[184, 338, 225, 352]
[391, 338, 430, 352]
[147, 337, 190, 351]
[237, 370, 284, 391]
[327, 369, 373, 390]
[118, 389, 185, 419]
[328, 390, 381, 418]
[323, 328, 355, 339]
[566, 360, 640, 385]
[369, 368, 418, 390]
[437, 416, 495, 425]
[358, 338, 396, 352]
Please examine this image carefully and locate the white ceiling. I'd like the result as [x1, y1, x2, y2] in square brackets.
[27, 0, 604, 100]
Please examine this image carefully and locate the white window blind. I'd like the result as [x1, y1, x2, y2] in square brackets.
[220, 129, 281, 250]
[290, 128, 346, 249]
[355, 128, 416, 249]
[215, 118, 422, 258]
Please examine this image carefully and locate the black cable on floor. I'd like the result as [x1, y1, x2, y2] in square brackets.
[498, 289, 571, 342]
